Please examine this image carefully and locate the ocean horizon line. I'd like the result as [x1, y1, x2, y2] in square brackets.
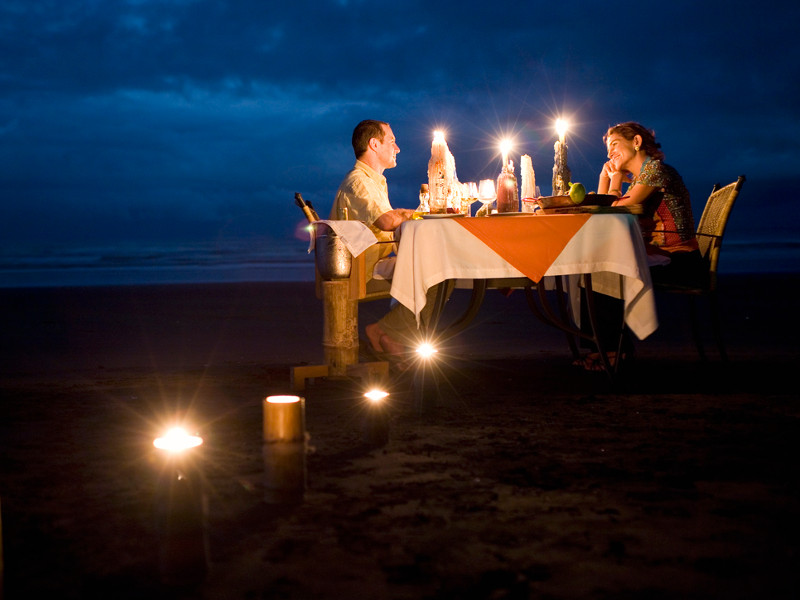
[0, 238, 797, 289]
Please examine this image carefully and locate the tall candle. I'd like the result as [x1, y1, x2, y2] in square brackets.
[428, 130, 457, 214]
[552, 119, 571, 196]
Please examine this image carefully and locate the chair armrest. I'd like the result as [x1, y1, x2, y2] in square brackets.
[349, 251, 369, 300]
[349, 241, 395, 301]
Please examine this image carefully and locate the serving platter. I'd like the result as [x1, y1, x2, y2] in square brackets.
[421, 213, 465, 219]
[540, 204, 643, 215]
[536, 193, 617, 209]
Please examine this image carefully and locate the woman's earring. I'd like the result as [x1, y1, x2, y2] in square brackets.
[634, 145, 640, 152]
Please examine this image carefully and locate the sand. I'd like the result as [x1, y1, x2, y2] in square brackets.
[1, 274, 799, 599]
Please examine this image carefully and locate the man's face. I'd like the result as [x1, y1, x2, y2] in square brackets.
[375, 124, 400, 170]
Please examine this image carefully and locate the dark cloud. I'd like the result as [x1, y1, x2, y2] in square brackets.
[1, 0, 799, 253]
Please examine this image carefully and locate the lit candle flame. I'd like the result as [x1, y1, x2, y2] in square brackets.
[364, 389, 389, 404]
[267, 395, 302, 404]
[416, 342, 438, 359]
[500, 138, 512, 169]
[555, 118, 568, 143]
[154, 427, 203, 452]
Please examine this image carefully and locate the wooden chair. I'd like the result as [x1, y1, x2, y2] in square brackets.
[292, 194, 392, 390]
[655, 175, 745, 360]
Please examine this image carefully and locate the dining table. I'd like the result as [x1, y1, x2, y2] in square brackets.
[389, 210, 659, 378]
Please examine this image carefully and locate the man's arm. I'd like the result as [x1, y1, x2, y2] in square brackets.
[374, 208, 414, 231]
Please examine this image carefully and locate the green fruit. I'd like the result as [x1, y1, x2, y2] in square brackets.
[568, 182, 586, 204]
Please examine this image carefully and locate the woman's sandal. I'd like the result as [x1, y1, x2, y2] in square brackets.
[579, 351, 631, 372]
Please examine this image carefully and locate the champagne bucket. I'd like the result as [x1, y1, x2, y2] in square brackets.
[314, 224, 351, 280]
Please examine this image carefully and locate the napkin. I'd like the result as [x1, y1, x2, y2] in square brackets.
[307, 220, 378, 257]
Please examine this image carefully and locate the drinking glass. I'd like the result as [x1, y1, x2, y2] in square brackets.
[477, 179, 496, 216]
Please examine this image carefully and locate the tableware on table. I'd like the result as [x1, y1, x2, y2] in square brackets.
[520, 186, 540, 213]
[421, 213, 465, 219]
[476, 179, 496, 217]
[496, 160, 519, 213]
[536, 193, 617, 210]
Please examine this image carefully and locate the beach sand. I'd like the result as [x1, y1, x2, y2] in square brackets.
[1, 274, 799, 599]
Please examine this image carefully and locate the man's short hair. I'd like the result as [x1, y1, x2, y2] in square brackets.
[352, 120, 388, 158]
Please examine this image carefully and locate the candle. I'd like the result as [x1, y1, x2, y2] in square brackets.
[153, 427, 209, 586]
[496, 139, 519, 213]
[363, 389, 390, 447]
[428, 130, 457, 214]
[552, 118, 572, 196]
[263, 395, 307, 504]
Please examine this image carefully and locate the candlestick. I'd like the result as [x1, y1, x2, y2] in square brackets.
[153, 427, 209, 586]
[262, 395, 307, 504]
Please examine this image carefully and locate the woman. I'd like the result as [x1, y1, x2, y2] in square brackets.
[579, 122, 703, 371]
[598, 121, 703, 285]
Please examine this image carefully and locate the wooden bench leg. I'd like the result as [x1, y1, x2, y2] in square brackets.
[322, 280, 358, 376]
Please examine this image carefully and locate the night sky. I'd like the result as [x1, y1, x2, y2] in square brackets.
[2, 0, 798, 260]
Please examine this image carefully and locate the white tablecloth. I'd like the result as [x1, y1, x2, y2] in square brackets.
[389, 214, 658, 340]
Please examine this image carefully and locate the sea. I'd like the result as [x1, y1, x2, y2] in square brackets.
[0, 237, 797, 289]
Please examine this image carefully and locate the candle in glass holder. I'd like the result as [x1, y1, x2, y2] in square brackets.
[496, 160, 519, 213]
[496, 139, 519, 213]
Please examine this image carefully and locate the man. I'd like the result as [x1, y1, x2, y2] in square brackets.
[330, 120, 438, 364]
[330, 119, 412, 296]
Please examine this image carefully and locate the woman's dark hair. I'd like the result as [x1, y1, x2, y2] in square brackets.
[604, 122, 665, 161]
[352, 120, 388, 158]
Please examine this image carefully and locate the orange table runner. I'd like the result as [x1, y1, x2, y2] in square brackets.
[454, 215, 591, 282]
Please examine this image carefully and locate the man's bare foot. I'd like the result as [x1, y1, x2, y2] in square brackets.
[365, 323, 384, 353]
[379, 333, 405, 357]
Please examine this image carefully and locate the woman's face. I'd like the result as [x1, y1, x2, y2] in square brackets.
[606, 132, 640, 171]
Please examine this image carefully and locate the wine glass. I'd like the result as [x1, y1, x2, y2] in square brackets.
[477, 179, 496, 216]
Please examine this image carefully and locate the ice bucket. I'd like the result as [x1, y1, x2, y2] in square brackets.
[314, 224, 351, 280]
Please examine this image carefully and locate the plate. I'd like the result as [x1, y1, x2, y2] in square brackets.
[421, 213, 465, 219]
[535, 193, 617, 209]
